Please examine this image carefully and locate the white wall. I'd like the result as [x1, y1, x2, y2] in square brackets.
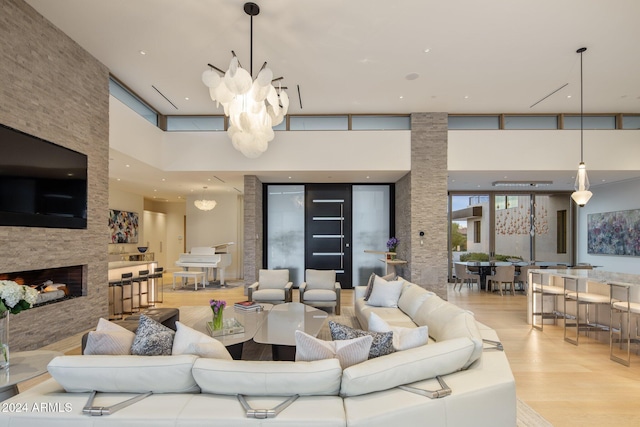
[578, 178, 640, 274]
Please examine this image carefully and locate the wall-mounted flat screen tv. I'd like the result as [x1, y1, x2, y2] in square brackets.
[0, 123, 87, 229]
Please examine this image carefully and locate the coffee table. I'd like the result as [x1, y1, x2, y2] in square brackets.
[179, 304, 272, 359]
[0, 350, 63, 401]
[253, 302, 328, 361]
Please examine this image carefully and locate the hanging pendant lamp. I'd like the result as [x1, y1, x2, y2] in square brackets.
[570, 47, 593, 207]
[202, 2, 289, 158]
[194, 187, 217, 211]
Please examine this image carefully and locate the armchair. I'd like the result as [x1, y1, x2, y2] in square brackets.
[248, 269, 293, 304]
[299, 269, 341, 315]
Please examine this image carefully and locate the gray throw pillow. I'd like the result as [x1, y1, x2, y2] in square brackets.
[131, 314, 175, 356]
[363, 273, 376, 301]
[329, 321, 394, 359]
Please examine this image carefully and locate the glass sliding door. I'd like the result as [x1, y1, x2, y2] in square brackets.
[494, 194, 532, 261]
[352, 185, 391, 287]
[531, 194, 572, 266]
[266, 185, 305, 286]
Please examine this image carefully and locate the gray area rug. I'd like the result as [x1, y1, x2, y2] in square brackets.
[164, 279, 244, 292]
[180, 305, 552, 427]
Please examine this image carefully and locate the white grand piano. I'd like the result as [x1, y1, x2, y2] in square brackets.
[175, 243, 233, 286]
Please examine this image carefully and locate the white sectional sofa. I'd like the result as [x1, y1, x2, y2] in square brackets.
[0, 279, 516, 427]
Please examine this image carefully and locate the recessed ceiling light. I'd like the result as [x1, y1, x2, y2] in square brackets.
[464, 95, 469, 99]
[161, 178, 166, 181]
[125, 164, 130, 168]
[567, 95, 572, 99]
[399, 95, 404, 99]
[185, 97, 189, 101]
[139, 50, 146, 55]
[288, 176, 292, 179]
[405, 72, 419, 81]
[424, 48, 430, 53]
[366, 176, 370, 179]
[116, 178, 121, 181]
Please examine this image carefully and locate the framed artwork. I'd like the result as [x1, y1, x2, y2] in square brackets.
[587, 209, 640, 256]
[108, 209, 139, 243]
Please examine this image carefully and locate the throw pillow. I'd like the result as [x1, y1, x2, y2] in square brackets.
[363, 272, 396, 301]
[131, 314, 175, 356]
[366, 276, 404, 308]
[84, 318, 135, 355]
[329, 321, 394, 358]
[368, 312, 428, 351]
[295, 330, 372, 369]
[172, 321, 232, 360]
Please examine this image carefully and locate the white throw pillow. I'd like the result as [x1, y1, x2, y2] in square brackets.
[84, 318, 135, 355]
[295, 330, 372, 369]
[368, 312, 428, 351]
[172, 321, 232, 360]
[366, 276, 404, 308]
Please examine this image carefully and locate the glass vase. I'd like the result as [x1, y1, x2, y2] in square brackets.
[0, 310, 9, 369]
[212, 309, 224, 331]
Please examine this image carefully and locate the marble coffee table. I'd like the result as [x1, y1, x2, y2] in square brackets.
[253, 302, 328, 360]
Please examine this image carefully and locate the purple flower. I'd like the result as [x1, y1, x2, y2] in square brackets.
[386, 237, 399, 251]
[210, 299, 226, 314]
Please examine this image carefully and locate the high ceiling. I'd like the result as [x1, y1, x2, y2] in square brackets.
[25, 0, 640, 200]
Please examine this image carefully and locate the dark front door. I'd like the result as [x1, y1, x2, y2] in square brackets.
[305, 184, 352, 288]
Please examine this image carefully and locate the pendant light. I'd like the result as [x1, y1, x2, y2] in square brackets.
[194, 187, 217, 211]
[570, 47, 593, 207]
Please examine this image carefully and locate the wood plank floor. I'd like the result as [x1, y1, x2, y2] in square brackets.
[35, 279, 640, 426]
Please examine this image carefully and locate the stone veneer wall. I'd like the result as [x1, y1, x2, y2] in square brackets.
[395, 113, 449, 299]
[0, 0, 109, 350]
[243, 175, 263, 287]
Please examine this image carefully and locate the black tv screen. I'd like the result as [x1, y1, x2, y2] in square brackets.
[0, 123, 87, 229]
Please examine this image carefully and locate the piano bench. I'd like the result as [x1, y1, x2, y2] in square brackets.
[173, 271, 206, 290]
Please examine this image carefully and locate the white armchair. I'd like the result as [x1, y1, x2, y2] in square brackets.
[299, 269, 341, 315]
[248, 269, 293, 304]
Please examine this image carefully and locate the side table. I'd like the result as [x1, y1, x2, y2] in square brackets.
[0, 350, 62, 401]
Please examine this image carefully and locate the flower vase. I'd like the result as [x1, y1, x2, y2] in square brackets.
[212, 310, 224, 331]
[0, 311, 9, 369]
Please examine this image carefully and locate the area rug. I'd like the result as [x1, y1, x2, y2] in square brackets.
[164, 279, 244, 292]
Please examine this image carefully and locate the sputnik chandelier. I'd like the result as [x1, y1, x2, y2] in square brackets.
[202, 2, 289, 158]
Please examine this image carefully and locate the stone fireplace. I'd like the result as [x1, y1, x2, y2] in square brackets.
[0, 265, 86, 306]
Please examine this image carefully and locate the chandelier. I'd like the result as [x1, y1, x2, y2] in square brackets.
[202, 2, 289, 158]
[194, 187, 217, 211]
[570, 47, 593, 207]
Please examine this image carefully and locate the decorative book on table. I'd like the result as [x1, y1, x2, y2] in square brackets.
[234, 301, 261, 311]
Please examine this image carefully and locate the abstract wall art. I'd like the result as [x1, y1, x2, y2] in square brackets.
[108, 209, 139, 243]
[587, 209, 640, 256]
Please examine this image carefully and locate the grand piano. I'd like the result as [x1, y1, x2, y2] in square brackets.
[175, 243, 233, 286]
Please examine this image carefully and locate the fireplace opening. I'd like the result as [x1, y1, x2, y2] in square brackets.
[0, 265, 85, 306]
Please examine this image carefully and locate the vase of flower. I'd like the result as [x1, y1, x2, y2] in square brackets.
[386, 237, 399, 260]
[210, 299, 226, 331]
[0, 310, 8, 369]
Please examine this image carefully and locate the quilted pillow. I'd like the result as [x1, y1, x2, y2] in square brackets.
[329, 321, 394, 358]
[368, 312, 428, 351]
[172, 321, 232, 360]
[131, 314, 175, 356]
[84, 318, 135, 355]
[295, 330, 372, 369]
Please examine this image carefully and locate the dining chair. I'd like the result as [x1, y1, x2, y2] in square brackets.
[486, 265, 516, 296]
[453, 263, 481, 291]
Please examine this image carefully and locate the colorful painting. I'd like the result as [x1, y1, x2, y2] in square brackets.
[108, 209, 139, 244]
[587, 209, 640, 256]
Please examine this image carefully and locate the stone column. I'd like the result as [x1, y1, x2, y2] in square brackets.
[243, 175, 263, 288]
[395, 113, 449, 298]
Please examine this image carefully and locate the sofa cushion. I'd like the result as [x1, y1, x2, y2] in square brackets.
[295, 330, 372, 369]
[172, 321, 232, 360]
[397, 280, 434, 318]
[366, 276, 404, 308]
[83, 318, 135, 355]
[363, 272, 395, 301]
[329, 321, 394, 358]
[48, 354, 200, 393]
[192, 356, 343, 396]
[252, 288, 286, 301]
[304, 289, 337, 301]
[305, 269, 336, 290]
[412, 294, 449, 326]
[131, 314, 175, 356]
[340, 337, 476, 397]
[368, 312, 428, 351]
[258, 269, 289, 289]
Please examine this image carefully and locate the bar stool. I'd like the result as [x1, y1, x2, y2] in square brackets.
[133, 270, 150, 308]
[531, 272, 568, 331]
[564, 279, 610, 345]
[148, 267, 164, 304]
[610, 282, 640, 366]
[120, 272, 139, 314]
[107, 278, 124, 320]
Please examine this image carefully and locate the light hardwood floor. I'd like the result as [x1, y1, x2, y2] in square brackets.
[35, 280, 640, 426]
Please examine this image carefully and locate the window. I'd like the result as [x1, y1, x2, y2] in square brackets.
[564, 115, 616, 129]
[473, 221, 481, 243]
[166, 116, 225, 131]
[289, 116, 348, 130]
[351, 115, 411, 130]
[448, 116, 500, 130]
[622, 115, 640, 129]
[108, 77, 158, 126]
[504, 115, 558, 129]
